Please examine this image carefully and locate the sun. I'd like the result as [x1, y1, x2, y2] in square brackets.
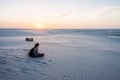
[35, 23, 44, 29]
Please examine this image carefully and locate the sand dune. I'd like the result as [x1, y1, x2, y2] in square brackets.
[0, 29, 120, 80]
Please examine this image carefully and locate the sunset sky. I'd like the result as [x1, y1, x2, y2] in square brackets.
[0, 0, 120, 29]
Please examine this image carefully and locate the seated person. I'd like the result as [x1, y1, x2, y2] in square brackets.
[29, 43, 44, 57]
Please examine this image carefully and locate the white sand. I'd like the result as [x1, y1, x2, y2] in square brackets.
[0, 33, 120, 80]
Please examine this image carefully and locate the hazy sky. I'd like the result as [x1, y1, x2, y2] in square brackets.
[0, 0, 120, 29]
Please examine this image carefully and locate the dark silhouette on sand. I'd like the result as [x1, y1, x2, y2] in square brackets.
[28, 43, 44, 57]
[25, 37, 34, 41]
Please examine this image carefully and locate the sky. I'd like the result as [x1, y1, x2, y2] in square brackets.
[0, 0, 120, 29]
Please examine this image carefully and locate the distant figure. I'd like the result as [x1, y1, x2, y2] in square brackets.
[28, 43, 44, 57]
[26, 37, 34, 41]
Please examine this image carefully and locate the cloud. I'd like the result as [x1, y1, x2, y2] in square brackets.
[34, 12, 72, 22]
[42, 13, 72, 19]
[57, 13, 72, 18]
[95, 6, 120, 15]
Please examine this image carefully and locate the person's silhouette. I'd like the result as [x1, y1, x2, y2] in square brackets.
[28, 43, 44, 57]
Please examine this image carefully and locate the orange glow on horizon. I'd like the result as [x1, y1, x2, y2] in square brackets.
[0, 20, 34, 28]
[35, 23, 44, 29]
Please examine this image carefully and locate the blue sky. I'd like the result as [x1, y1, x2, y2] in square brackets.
[0, 0, 120, 28]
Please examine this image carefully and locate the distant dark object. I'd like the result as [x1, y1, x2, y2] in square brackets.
[25, 37, 34, 41]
